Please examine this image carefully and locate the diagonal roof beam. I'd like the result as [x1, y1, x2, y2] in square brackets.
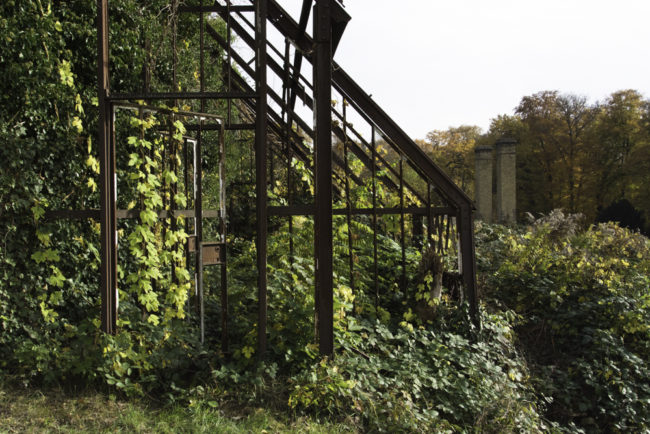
[288, 0, 312, 113]
[206, 22, 365, 190]
[264, 0, 474, 209]
[209, 15, 421, 201]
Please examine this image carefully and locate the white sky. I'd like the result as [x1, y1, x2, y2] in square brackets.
[279, 0, 650, 139]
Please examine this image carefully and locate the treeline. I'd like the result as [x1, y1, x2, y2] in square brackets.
[419, 90, 650, 233]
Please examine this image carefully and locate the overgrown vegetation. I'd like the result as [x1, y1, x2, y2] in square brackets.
[1, 1, 649, 432]
[479, 211, 650, 431]
[4, 209, 649, 431]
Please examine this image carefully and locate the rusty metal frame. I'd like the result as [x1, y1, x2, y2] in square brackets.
[254, 0, 269, 357]
[262, 0, 479, 330]
[81, 0, 481, 359]
[97, 100, 225, 338]
[313, 0, 334, 355]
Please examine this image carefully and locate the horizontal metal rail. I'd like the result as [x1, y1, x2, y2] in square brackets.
[109, 92, 256, 101]
[268, 205, 456, 217]
[46, 209, 223, 220]
[179, 5, 254, 13]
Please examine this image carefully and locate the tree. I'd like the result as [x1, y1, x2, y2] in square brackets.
[422, 125, 482, 195]
[514, 91, 597, 215]
[586, 90, 650, 224]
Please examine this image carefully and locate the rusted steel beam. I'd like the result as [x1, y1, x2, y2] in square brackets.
[196, 123, 205, 344]
[267, 206, 455, 217]
[207, 17, 401, 200]
[110, 102, 224, 121]
[255, 0, 269, 359]
[400, 156, 406, 290]
[343, 99, 355, 297]
[371, 127, 379, 312]
[115, 209, 220, 219]
[458, 204, 479, 329]
[97, 0, 117, 335]
[179, 5, 254, 13]
[185, 123, 255, 131]
[108, 91, 256, 101]
[219, 120, 229, 355]
[197, 1, 206, 344]
[314, 0, 334, 356]
[288, 0, 312, 112]
[206, 23, 365, 190]
[45, 210, 101, 220]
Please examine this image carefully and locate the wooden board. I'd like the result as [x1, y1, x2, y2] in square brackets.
[187, 235, 197, 253]
[202, 242, 225, 265]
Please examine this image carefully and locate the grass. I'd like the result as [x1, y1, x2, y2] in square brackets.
[0, 386, 358, 433]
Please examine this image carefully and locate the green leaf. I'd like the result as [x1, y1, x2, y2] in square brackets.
[31, 249, 60, 264]
[47, 266, 65, 288]
[31, 205, 45, 223]
[36, 229, 51, 247]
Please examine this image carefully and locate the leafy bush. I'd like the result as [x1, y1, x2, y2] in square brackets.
[478, 212, 650, 432]
[289, 313, 548, 432]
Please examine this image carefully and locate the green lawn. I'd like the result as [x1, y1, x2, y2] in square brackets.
[0, 387, 357, 433]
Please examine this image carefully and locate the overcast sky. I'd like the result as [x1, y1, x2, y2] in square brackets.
[281, 0, 650, 139]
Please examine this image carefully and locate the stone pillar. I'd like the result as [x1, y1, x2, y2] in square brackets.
[496, 138, 517, 223]
[474, 145, 493, 223]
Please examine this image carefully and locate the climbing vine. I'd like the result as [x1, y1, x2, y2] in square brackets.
[125, 111, 190, 326]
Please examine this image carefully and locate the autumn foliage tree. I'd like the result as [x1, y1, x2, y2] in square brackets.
[426, 90, 650, 232]
[419, 125, 482, 196]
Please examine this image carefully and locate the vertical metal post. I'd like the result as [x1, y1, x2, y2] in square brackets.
[270, 143, 275, 187]
[196, 2, 205, 344]
[184, 141, 189, 207]
[371, 127, 379, 314]
[399, 156, 406, 290]
[255, 0, 269, 358]
[199, 1, 204, 105]
[425, 182, 432, 296]
[427, 183, 433, 247]
[219, 121, 228, 354]
[169, 118, 177, 286]
[283, 39, 294, 271]
[192, 138, 200, 316]
[313, 0, 334, 356]
[98, 0, 117, 334]
[343, 100, 355, 297]
[172, 0, 178, 93]
[183, 138, 191, 318]
[196, 123, 204, 344]
[459, 205, 479, 329]
[226, 0, 232, 125]
[161, 118, 168, 264]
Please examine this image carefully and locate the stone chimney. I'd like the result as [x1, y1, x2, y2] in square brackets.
[495, 138, 517, 223]
[474, 145, 493, 223]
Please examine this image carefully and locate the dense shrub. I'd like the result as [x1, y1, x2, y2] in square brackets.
[478, 212, 650, 432]
[288, 313, 547, 432]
